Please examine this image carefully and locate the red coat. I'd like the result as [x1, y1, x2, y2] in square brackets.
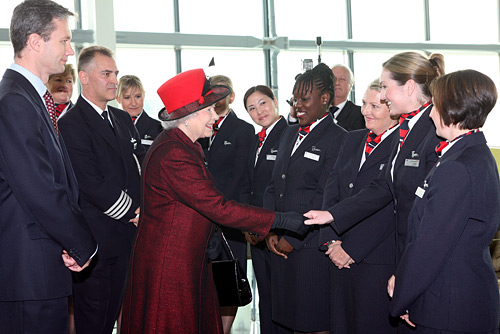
[121, 128, 274, 334]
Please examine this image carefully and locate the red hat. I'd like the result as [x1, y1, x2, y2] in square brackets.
[157, 68, 231, 121]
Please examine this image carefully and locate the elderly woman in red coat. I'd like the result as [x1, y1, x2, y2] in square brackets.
[121, 69, 305, 334]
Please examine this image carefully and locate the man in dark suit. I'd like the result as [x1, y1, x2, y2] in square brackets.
[58, 46, 145, 334]
[331, 65, 365, 131]
[0, 1, 97, 333]
[198, 75, 255, 332]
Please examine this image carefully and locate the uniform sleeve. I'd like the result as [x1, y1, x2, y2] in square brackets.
[390, 161, 472, 316]
[154, 142, 275, 236]
[328, 164, 393, 235]
[59, 115, 137, 223]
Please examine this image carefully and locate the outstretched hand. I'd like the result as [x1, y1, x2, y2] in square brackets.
[304, 210, 334, 226]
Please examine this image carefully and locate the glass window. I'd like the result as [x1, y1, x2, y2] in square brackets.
[0, 43, 14, 70]
[179, 0, 263, 37]
[1, 1, 19, 29]
[274, 1, 346, 40]
[429, 0, 498, 43]
[115, 46, 177, 118]
[352, 51, 398, 105]
[114, 0, 174, 33]
[181, 48, 266, 130]
[435, 51, 500, 146]
[351, 0, 424, 42]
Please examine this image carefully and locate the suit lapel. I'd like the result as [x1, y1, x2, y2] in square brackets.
[78, 97, 121, 154]
[6, 70, 61, 143]
[360, 129, 398, 173]
[254, 117, 286, 169]
[210, 111, 236, 151]
[394, 106, 433, 170]
[290, 115, 333, 162]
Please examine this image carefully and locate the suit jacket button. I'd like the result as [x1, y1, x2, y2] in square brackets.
[282, 174, 286, 179]
[279, 193, 283, 198]
[348, 183, 354, 189]
[250, 191, 254, 195]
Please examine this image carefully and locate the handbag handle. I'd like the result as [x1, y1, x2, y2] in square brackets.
[218, 228, 236, 261]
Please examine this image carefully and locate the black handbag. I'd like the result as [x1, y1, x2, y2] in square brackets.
[211, 230, 252, 307]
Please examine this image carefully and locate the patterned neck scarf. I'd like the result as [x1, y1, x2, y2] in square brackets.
[399, 100, 432, 147]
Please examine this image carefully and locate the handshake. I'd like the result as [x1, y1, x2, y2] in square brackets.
[271, 212, 309, 236]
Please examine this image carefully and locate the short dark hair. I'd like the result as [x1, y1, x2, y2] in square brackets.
[293, 63, 335, 105]
[430, 69, 497, 129]
[243, 85, 275, 111]
[10, 0, 74, 58]
[78, 46, 114, 73]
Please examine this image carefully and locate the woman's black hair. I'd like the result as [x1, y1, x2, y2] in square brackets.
[292, 63, 335, 105]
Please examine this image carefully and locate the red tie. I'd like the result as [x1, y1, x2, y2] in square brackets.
[257, 127, 267, 147]
[43, 90, 58, 135]
[398, 100, 431, 148]
[298, 113, 328, 139]
[54, 102, 69, 118]
[211, 116, 225, 141]
[131, 116, 138, 123]
[298, 124, 311, 138]
[365, 131, 383, 158]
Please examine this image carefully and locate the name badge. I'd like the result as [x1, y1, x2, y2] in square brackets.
[130, 138, 137, 149]
[304, 151, 320, 161]
[141, 139, 153, 146]
[266, 154, 276, 161]
[415, 186, 426, 198]
[405, 159, 420, 168]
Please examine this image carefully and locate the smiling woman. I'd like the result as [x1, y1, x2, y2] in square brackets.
[263, 63, 347, 334]
[46, 63, 75, 118]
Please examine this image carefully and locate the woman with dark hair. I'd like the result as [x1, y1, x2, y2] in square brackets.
[319, 79, 399, 333]
[120, 69, 307, 334]
[242, 85, 289, 334]
[264, 63, 346, 333]
[304, 52, 445, 332]
[388, 69, 500, 333]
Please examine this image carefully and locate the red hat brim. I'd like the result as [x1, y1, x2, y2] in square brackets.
[158, 84, 231, 121]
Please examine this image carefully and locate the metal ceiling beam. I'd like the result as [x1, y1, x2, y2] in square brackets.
[2, 28, 500, 54]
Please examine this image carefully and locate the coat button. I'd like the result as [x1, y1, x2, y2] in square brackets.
[279, 193, 283, 198]
[250, 191, 254, 195]
[348, 183, 354, 189]
[282, 174, 286, 179]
